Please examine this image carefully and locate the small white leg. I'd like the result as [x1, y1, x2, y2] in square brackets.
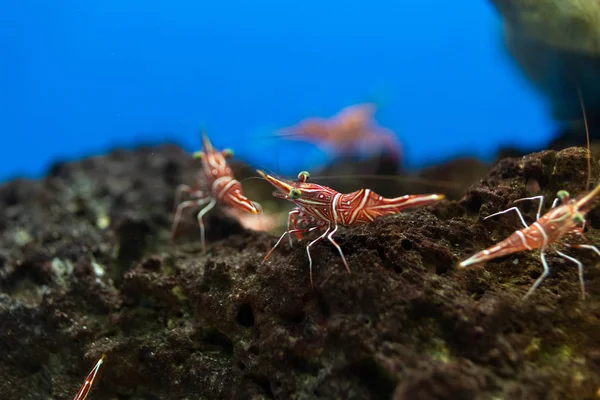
[173, 184, 194, 209]
[326, 223, 351, 274]
[197, 198, 217, 253]
[306, 226, 330, 288]
[514, 195, 545, 220]
[551, 197, 560, 209]
[171, 199, 204, 241]
[556, 250, 586, 300]
[523, 249, 550, 300]
[484, 207, 529, 228]
[575, 244, 600, 256]
[569, 243, 600, 299]
[287, 209, 300, 247]
[263, 230, 292, 263]
[262, 226, 316, 263]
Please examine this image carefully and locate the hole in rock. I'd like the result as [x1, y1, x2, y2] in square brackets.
[203, 329, 234, 355]
[236, 303, 255, 327]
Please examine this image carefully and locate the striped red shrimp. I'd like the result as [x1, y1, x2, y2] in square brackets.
[460, 187, 600, 299]
[257, 169, 444, 287]
[171, 131, 261, 252]
[459, 88, 600, 299]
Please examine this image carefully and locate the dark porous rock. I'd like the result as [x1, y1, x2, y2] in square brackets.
[1, 144, 600, 399]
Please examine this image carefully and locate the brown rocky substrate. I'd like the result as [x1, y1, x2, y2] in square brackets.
[1, 145, 600, 399]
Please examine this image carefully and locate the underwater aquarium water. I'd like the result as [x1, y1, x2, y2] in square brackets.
[1, 0, 558, 182]
[4, 1, 600, 398]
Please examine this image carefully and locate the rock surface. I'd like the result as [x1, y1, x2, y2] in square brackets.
[1, 144, 600, 399]
[491, 0, 600, 56]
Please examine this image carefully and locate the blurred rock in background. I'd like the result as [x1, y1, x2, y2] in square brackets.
[490, 0, 600, 145]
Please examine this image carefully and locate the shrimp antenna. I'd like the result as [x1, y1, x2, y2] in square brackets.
[310, 174, 462, 190]
[275, 143, 282, 176]
[577, 85, 592, 191]
[73, 354, 106, 400]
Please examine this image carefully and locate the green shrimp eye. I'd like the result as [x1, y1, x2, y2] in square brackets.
[297, 171, 310, 182]
[222, 148, 234, 158]
[557, 190, 570, 202]
[289, 188, 302, 199]
[193, 151, 204, 160]
[573, 213, 585, 224]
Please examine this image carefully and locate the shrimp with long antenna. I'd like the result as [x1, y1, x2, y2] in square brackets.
[73, 354, 106, 400]
[171, 131, 261, 252]
[459, 88, 600, 299]
[258, 169, 444, 288]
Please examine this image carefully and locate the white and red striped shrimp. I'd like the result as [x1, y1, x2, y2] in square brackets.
[460, 89, 600, 299]
[171, 131, 261, 252]
[73, 354, 105, 400]
[257, 170, 444, 287]
[459, 186, 600, 299]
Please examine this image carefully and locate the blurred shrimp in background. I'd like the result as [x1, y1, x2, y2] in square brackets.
[224, 207, 280, 233]
[274, 103, 402, 169]
[1, 1, 561, 183]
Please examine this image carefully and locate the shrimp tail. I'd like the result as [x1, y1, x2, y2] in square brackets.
[459, 231, 527, 268]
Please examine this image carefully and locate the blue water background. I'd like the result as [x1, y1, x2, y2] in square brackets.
[1, 1, 558, 182]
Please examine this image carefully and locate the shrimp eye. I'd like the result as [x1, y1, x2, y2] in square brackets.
[297, 171, 310, 182]
[193, 151, 204, 160]
[573, 213, 585, 224]
[557, 190, 570, 202]
[222, 148, 234, 158]
[289, 188, 302, 199]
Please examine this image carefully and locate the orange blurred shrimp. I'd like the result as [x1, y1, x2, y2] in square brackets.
[276, 103, 401, 162]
